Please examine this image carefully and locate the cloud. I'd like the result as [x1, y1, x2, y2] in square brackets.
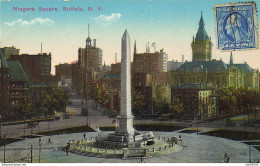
[4, 18, 54, 26]
[95, 13, 121, 24]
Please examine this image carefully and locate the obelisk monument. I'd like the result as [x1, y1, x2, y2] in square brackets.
[116, 29, 135, 138]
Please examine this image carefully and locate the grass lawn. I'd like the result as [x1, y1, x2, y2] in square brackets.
[231, 112, 260, 122]
[201, 129, 260, 141]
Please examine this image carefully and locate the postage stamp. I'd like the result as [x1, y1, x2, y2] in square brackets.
[214, 2, 259, 51]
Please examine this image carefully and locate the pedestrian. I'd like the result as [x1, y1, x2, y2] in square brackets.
[223, 151, 230, 163]
[227, 156, 230, 163]
[83, 133, 86, 139]
[66, 143, 70, 156]
[179, 135, 181, 139]
[48, 137, 52, 144]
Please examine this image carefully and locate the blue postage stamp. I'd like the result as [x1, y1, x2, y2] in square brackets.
[214, 2, 259, 51]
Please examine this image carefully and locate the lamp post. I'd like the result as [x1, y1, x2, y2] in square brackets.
[243, 93, 252, 163]
[30, 145, 33, 163]
[3, 134, 6, 163]
[38, 138, 42, 163]
[249, 134, 251, 163]
[0, 115, 1, 138]
[23, 116, 26, 137]
[196, 114, 199, 134]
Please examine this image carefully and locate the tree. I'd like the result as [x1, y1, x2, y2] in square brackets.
[42, 87, 69, 117]
[132, 90, 145, 115]
[217, 87, 260, 117]
[92, 84, 109, 109]
[169, 97, 184, 120]
[153, 85, 168, 116]
[217, 87, 237, 116]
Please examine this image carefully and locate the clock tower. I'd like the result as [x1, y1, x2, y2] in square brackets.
[191, 11, 212, 61]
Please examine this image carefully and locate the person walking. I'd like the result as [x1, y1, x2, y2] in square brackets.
[48, 137, 52, 144]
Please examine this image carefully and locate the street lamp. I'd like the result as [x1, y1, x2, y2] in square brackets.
[23, 116, 26, 137]
[0, 115, 1, 138]
[38, 138, 42, 163]
[248, 134, 252, 163]
[3, 134, 6, 163]
[196, 114, 199, 134]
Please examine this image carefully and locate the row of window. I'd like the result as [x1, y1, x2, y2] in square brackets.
[11, 100, 19, 106]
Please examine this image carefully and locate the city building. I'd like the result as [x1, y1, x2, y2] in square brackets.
[0, 53, 10, 120]
[10, 53, 52, 85]
[102, 62, 111, 73]
[0, 46, 20, 60]
[110, 62, 133, 74]
[0, 51, 28, 120]
[169, 12, 259, 91]
[76, 25, 103, 98]
[7, 61, 29, 119]
[172, 83, 217, 120]
[167, 59, 183, 71]
[55, 63, 73, 79]
[133, 49, 166, 74]
[191, 11, 212, 62]
[71, 61, 80, 92]
[162, 49, 168, 72]
[111, 63, 121, 74]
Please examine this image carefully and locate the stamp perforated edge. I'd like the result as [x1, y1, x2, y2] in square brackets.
[213, 2, 259, 51]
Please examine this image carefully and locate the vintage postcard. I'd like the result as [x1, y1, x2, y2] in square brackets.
[0, 0, 259, 164]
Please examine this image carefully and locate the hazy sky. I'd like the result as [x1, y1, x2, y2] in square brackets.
[1, 0, 260, 74]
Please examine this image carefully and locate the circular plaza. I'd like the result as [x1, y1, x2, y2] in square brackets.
[0, 131, 259, 163]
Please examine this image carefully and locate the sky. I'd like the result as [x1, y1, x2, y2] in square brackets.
[0, 0, 260, 74]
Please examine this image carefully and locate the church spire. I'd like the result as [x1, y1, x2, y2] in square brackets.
[230, 52, 233, 64]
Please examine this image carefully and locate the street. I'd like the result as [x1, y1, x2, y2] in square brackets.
[1, 92, 115, 138]
[1, 92, 259, 138]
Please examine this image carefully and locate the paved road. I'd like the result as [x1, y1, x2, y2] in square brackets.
[1, 92, 259, 139]
[1, 92, 115, 138]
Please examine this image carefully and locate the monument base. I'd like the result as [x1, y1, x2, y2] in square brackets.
[116, 115, 135, 136]
[95, 131, 144, 149]
[68, 132, 184, 159]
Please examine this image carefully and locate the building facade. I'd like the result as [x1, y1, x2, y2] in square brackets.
[170, 12, 259, 91]
[55, 63, 73, 79]
[7, 61, 29, 119]
[133, 50, 165, 74]
[167, 59, 183, 71]
[172, 84, 217, 120]
[10, 53, 52, 85]
[75, 26, 103, 98]
[0, 52, 29, 120]
[0, 53, 10, 120]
